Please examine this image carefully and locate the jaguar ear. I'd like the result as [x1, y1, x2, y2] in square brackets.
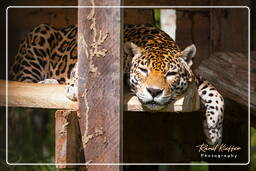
[180, 44, 196, 67]
[124, 42, 141, 56]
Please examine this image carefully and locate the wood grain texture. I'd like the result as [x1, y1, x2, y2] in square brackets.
[55, 110, 80, 169]
[124, 82, 201, 112]
[195, 52, 254, 114]
[124, 9, 154, 24]
[78, 0, 120, 170]
[210, 8, 248, 54]
[176, 9, 210, 70]
[0, 80, 77, 110]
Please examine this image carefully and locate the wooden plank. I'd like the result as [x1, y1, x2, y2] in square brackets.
[124, 82, 200, 112]
[209, 0, 251, 6]
[195, 52, 254, 113]
[78, 0, 120, 170]
[176, 9, 210, 69]
[55, 110, 80, 169]
[124, 0, 250, 6]
[0, 80, 77, 110]
[124, 9, 154, 24]
[210, 8, 248, 54]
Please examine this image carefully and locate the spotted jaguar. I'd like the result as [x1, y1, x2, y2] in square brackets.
[9, 24, 224, 145]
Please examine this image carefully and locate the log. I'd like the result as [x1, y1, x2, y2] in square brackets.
[195, 52, 255, 114]
[124, 81, 201, 112]
[0, 80, 77, 110]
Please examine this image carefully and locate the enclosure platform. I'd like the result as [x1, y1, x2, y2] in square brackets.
[0, 80, 200, 112]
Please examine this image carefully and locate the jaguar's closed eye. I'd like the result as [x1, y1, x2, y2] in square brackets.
[138, 67, 148, 74]
[166, 71, 177, 77]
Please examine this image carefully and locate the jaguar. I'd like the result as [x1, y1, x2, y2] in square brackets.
[9, 24, 224, 145]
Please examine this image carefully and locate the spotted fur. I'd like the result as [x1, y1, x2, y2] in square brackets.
[124, 24, 194, 111]
[9, 24, 77, 84]
[9, 24, 224, 145]
[124, 24, 224, 145]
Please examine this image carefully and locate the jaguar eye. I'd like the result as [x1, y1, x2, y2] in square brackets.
[166, 71, 177, 77]
[138, 67, 148, 74]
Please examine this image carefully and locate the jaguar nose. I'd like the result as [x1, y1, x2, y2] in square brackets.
[146, 87, 163, 98]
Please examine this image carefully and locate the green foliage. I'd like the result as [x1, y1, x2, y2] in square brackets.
[3, 108, 70, 171]
[189, 162, 208, 171]
[251, 127, 256, 171]
[154, 9, 160, 27]
[8, 108, 55, 163]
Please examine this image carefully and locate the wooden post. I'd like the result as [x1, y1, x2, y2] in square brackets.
[55, 110, 81, 169]
[78, 0, 120, 170]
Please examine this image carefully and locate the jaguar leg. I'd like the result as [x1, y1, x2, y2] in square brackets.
[198, 80, 224, 145]
[65, 63, 78, 101]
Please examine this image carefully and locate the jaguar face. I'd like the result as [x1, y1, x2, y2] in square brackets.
[125, 42, 196, 111]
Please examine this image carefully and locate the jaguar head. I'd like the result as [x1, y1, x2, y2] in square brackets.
[125, 42, 196, 111]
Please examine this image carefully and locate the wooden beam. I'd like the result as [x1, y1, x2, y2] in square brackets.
[55, 110, 80, 169]
[195, 52, 254, 114]
[0, 80, 77, 110]
[78, 0, 120, 170]
[124, 82, 200, 112]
